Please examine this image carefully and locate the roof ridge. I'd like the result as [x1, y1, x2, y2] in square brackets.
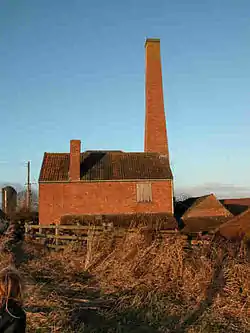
[186, 216, 229, 220]
[221, 198, 250, 207]
[219, 207, 250, 229]
[221, 197, 250, 201]
[44, 151, 165, 155]
[45, 152, 69, 155]
[199, 193, 214, 199]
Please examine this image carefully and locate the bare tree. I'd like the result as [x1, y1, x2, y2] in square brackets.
[17, 187, 38, 212]
[174, 193, 191, 203]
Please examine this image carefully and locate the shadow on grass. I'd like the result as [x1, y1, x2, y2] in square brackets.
[24, 305, 54, 314]
[20, 238, 248, 333]
[69, 295, 248, 333]
[67, 289, 186, 332]
[176, 238, 245, 333]
[69, 240, 246, 333]
[70, 306, 166, 333]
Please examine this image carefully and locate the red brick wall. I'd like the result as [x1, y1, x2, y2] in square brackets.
[183, 195, 232, 219]
[144, 39, 169, 155]
[69, 140, 81, 181]
[39, 180, 173, 225]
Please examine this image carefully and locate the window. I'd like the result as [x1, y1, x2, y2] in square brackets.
[136, 183, 152, 203]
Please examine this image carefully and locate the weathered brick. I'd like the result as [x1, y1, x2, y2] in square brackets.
[39, 180, 173, 225]
[69, 140, 81, 181]
[144, 39, 169, 156]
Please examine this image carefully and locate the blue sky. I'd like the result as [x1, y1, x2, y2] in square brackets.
[0, 0, 250, 197]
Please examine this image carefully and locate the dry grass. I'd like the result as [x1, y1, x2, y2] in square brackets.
[1, 228, 250, 332]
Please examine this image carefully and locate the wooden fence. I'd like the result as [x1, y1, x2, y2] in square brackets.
[24, 224, 188, 250]
[25, 224, 212, 251]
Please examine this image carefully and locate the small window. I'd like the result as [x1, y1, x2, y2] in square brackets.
[136, 183, 152, 203]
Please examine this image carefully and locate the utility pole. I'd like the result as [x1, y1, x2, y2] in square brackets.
[24, 161, 37, 212]
[26, 161, 32, 212]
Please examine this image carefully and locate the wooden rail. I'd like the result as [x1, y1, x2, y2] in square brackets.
[25, 224, 186, 250]
[25, 225, 179, 233]
[25, 224, 211, 250]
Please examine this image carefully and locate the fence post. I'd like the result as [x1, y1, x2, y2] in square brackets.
[24, 223, 28, 241]
[55, 225, 59, 251]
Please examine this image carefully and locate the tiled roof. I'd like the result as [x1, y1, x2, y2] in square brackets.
[181, 195, 212, 219]
[39, 151, 173, 182]
[221, 198, 250, 206]
[217, 208, 250, 240]
[220, 198, 250, 216]
[175, 194, 232, 220]
[175, 195, 211, 217]
[175, 194, 215, 219]
[181, 216, 230, 234]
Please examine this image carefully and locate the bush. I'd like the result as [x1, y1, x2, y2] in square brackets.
[10, 210, 39, 224]
[60, 212, 176, 229]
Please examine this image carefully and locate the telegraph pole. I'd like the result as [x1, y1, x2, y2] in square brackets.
[26, 161, 32, 212]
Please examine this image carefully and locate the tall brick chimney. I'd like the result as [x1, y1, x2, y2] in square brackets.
[69, 140, 81, 181]
[144, 38, 169, 156]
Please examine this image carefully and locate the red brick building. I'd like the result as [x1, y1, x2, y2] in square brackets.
[38, 39, 174, 225]
[218, 208, 250, 240]
[176, 194, 232, 235]
[220, 198, 250, 216]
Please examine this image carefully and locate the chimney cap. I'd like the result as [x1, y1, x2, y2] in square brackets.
[70, 139, 81, 152]
[70, 139, 81, 143]
[145, 38, 160, 47]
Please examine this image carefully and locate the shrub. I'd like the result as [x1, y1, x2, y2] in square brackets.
[60, 212, 176, 229]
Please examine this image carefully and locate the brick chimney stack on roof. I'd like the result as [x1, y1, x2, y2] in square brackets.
[69, 140, 81, 181]
[144, 38, 169, 156]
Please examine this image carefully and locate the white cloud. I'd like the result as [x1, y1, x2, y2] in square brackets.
[175, 182, 250, 199]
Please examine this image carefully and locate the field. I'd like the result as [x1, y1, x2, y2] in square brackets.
[0, 225, 250, 332]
